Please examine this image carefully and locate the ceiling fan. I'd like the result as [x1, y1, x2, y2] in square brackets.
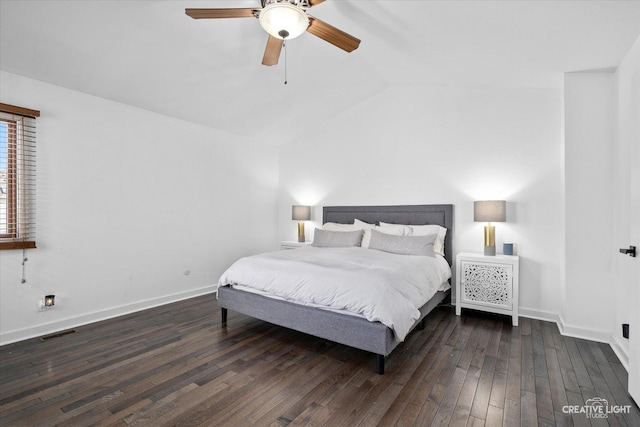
[185, 0, 361, 66]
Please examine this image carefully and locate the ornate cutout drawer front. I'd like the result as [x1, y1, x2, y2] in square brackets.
[455, 252, 520, 326]
[461, 261, 512, 310]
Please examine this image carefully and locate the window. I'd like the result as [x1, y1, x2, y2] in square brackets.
[0, 103, 39, 250]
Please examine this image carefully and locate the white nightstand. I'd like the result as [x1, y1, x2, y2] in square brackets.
[456, 252, 520, 326]
[280, 241, 312, 250]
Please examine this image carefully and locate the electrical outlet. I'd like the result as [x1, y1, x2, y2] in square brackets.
[37, 295, 58, 312]
[44, 295, 55, 307]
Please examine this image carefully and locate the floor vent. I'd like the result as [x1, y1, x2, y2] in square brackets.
[40, 329, 77, 342]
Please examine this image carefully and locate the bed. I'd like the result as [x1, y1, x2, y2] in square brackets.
[217, 204, 454, 374]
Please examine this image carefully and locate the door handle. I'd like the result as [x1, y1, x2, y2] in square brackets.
[619, 246, 636, 257]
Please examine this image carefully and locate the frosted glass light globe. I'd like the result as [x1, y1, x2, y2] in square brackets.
[259, 3, 309, 40]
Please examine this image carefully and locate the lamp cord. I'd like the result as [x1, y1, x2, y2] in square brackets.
[21, 248, 27, 284]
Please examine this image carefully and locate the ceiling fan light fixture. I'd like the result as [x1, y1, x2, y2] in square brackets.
[259, 2, 309, 40]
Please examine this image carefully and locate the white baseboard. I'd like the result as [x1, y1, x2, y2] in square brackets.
[609, 334, 630, 371]
[519, 308, 610, 343]
[555, 313, 612, 344]
[519, 307, 560, 324]
[0, 286, 216, 346]
[519, 308, 629, 373]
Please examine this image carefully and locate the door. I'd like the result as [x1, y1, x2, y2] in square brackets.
[618, 66, 640, 404]
[627, 72, 640, 405]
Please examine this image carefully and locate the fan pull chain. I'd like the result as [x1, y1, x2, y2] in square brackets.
[283, 40, 287, 85]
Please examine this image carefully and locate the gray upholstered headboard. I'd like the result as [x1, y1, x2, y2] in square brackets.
[323, 204, 454, 265]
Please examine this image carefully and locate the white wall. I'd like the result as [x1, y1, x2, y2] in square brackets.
[563, 73, 615, 341]
[0, 72, 279, 345]
[278, 86, 564, 318]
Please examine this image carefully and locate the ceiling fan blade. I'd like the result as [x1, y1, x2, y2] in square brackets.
[262, 35, 283, 66]
[185, 8, 257, 19]
[308, 0, 326, 6]
[306, 16, 360, 52]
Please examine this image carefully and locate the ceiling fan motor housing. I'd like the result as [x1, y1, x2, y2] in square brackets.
[262, 0, 312, 8]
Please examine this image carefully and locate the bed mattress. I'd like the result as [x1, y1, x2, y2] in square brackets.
[217, 246, 451, 341]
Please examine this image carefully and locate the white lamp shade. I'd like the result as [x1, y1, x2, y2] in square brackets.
[474, 200, 506, 222]
[292, 205, 311, 221]
[259, 3, 309, 40]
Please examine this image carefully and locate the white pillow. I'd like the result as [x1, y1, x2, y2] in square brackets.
[409, 224, 447, 256]
[354, 219, 376, 248]
[356, 219, 407, 248]
[354, 219, 374, 228]
[322, 222, 362, 232]
[379, 222, 413, 236]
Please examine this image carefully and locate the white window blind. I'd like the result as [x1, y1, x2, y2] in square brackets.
[0, 103, 39, 250]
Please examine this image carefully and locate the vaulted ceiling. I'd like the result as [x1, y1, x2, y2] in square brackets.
[2, 1, 640, 145]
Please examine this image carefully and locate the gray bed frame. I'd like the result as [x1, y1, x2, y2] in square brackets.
[217, 204, 454, 374]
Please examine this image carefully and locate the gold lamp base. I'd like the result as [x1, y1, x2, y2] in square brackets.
[297, 221, 305, 243]
[484, 224, 496, 256]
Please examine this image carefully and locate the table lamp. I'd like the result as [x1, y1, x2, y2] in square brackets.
[474, 200, 506, 256]
[292, 205, 311, 242]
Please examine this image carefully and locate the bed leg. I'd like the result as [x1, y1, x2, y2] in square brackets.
[419, 318, 426, 330]
[376, 354, 385, 375]
[221, 308, 227, 325]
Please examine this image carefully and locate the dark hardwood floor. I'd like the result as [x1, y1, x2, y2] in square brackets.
[1, 294, 638, 426]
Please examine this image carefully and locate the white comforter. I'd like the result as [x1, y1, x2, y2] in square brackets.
[217, 247, 451, 341]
